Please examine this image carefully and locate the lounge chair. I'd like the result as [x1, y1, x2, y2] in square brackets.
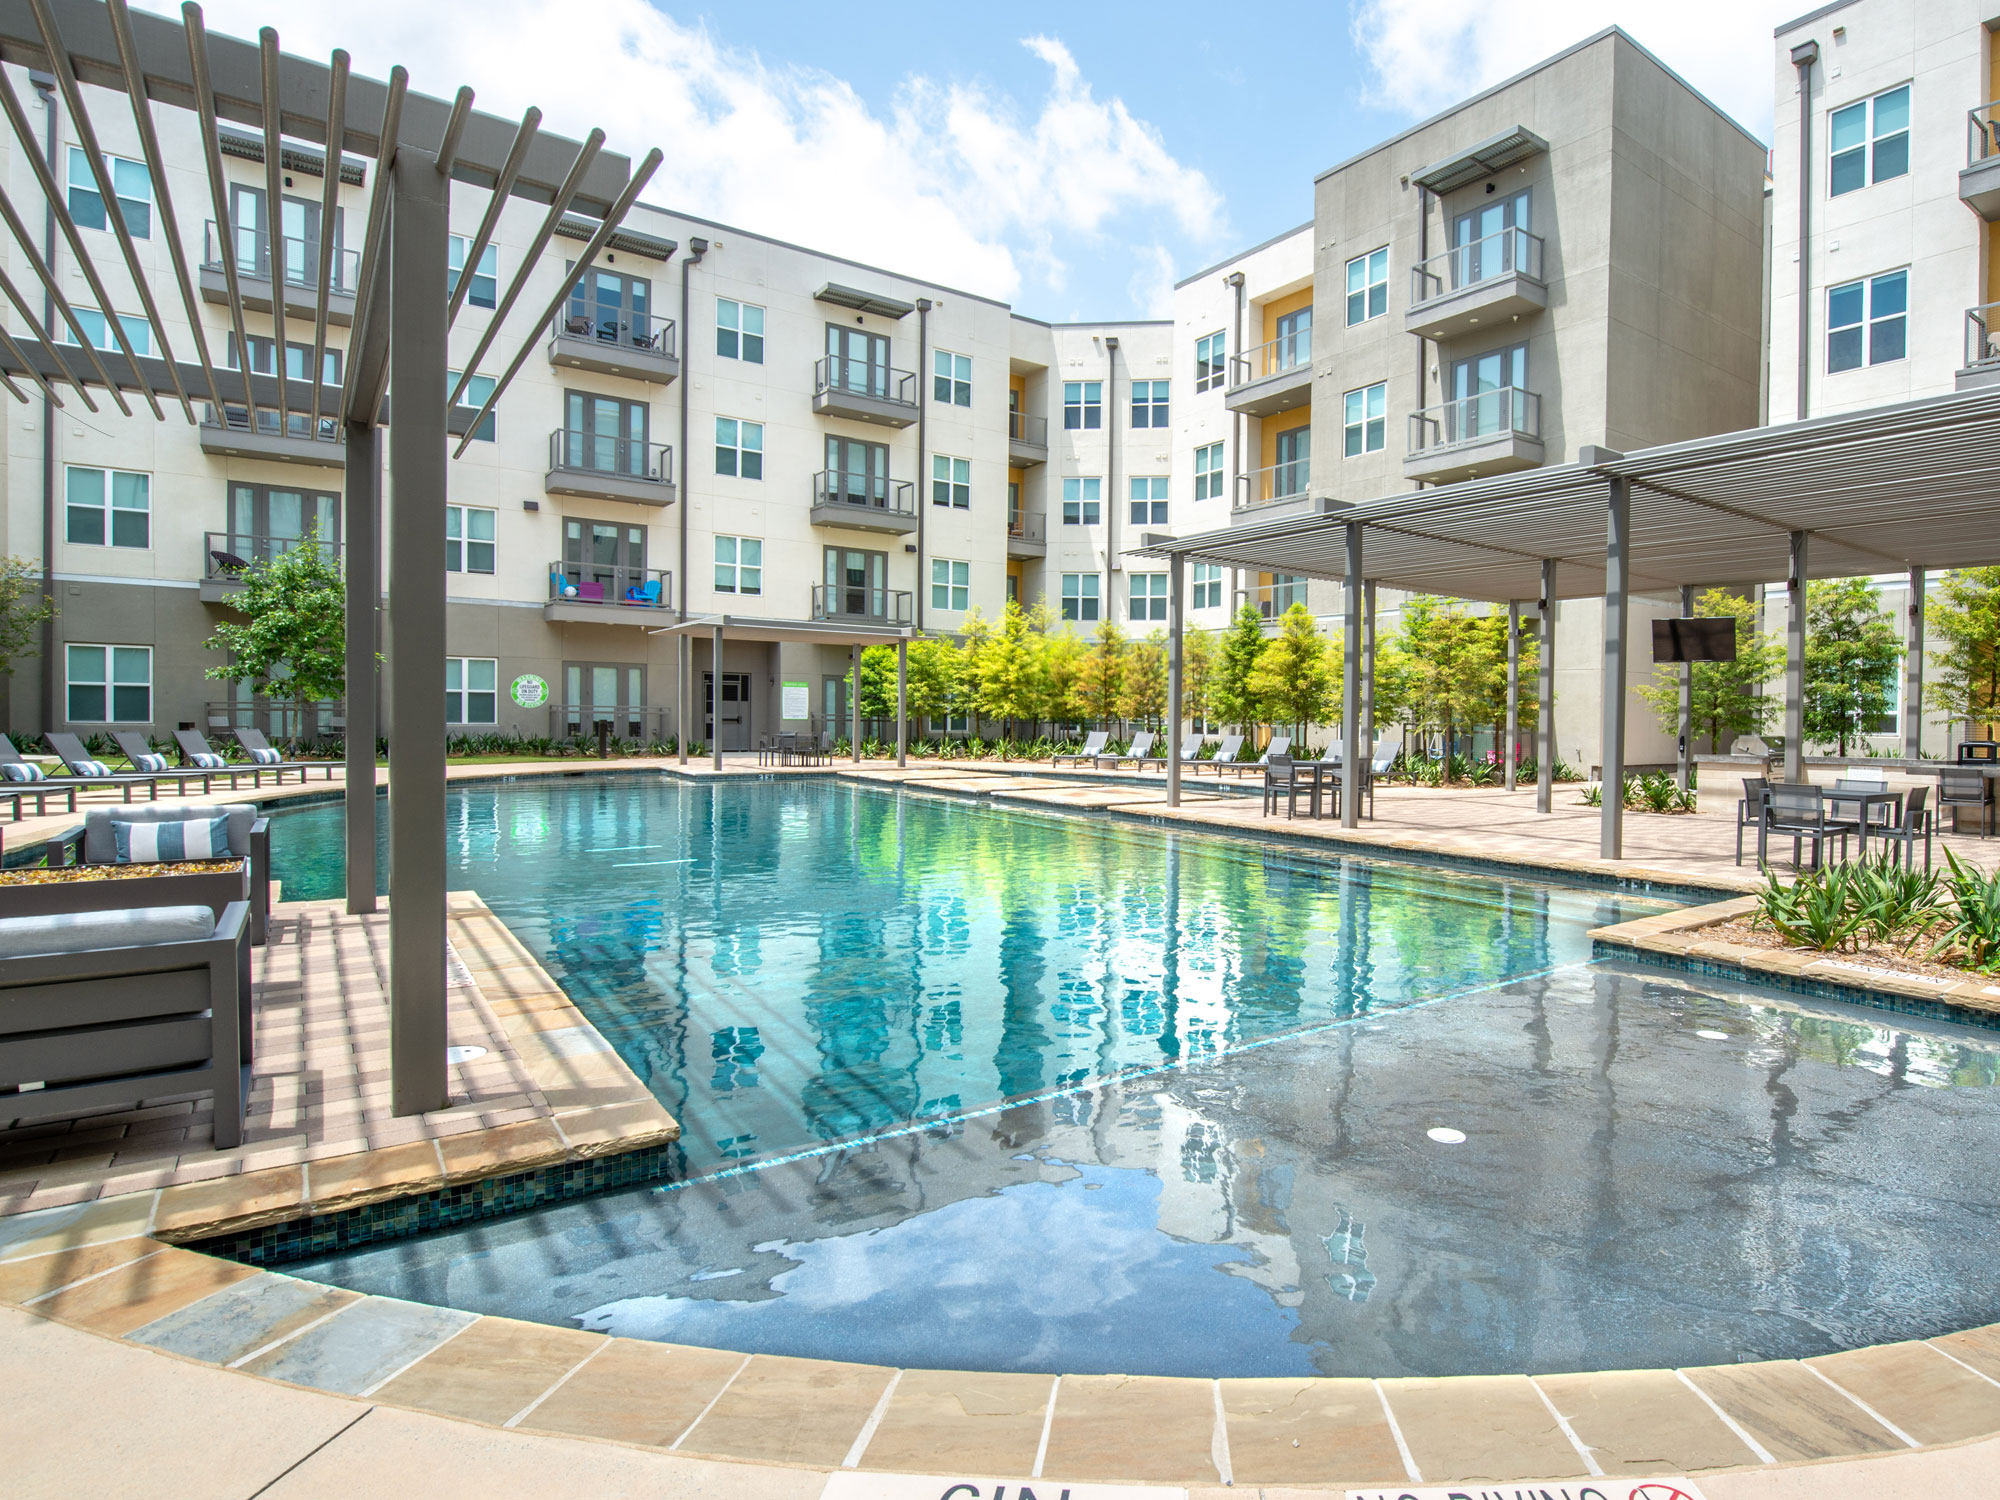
[45, 802, 272, 948]
[1193, 733, 1244, 777]
[1052, 730, 1109, 767]
[0, 733, 76, 821]
[1095, 731, 1154, 770]
[172, 729, 259, 790]
[113, 731, 221, 797]
[1138, 733, 1203, 773]
[235, 727, 340, 783]
[45, 732, 163, 803]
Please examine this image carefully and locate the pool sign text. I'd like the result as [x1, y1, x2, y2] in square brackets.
[817, 1476, 1185, 1500]
[1347, 1483, 1707, 1500]
[509, 674, 549, 709]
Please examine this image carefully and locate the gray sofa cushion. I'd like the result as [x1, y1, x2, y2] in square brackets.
[83, 804, 253, 864]
[0, 904, 215, 959]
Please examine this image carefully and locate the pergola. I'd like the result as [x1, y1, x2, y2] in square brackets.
[1138, 386, 2000, 857]
[0, 0, 661, 1114]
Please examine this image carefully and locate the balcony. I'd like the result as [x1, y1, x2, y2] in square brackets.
[1962, 103, 2000, 220]
[1233, 461, 1313, 517]
[200, 222, 359, 324]
[809, 470, 918, 534]
[1404, 228, 1548, 342]
[1008, 410, 1049, 466]
[1006, 507, 1046, 559]
[811, 584, 913, 627]
[812, 355, 919, 428]
[1404, 387, 1543, 484]
[201, 530, 342, 603]
[544, 429, 677, 507]
[547, 303, 680, 385]
[198, 404, 345, 468]
[1959, 304, 2000, 391]
[1233, 581, 1307, 622]
[1225, 331, 1312, 418]
[544, 561, 674, 625]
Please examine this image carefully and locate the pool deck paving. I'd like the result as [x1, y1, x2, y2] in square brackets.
[3, 753, 2000, 1496]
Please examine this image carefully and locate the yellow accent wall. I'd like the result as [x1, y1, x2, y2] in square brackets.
[1259, 407, 1312, 470]
[1259, 286, 1314, 347]
[1007, 560, 1023, 602]
[1009, 374, 1027, 407]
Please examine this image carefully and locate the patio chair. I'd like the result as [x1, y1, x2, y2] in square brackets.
[1052, 730, 1109, 767]
[1254, 734, 1293, 771]
[1732, 776, 1768, 865]
[1193, 734, 1244, 777]
[112, 731, 220, 797]
[1875, 786, 1934, 872]
[1937, 766, 1995, 837]
[0, 901, 250, 1149]
[1759, 783, 1859, 871]
[623, 577, 664, 606]
[42, 733, 161, 803]
[44, 802, 272, 948]
[1095, 731, 1154, 770]
[0, 734, 76, 822]
[1262, 754, 1311, 819]
[172, 729, 258, 790]
[234, 727, 339, 783]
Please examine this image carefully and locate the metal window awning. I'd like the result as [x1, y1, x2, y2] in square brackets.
[814, 282, 915, 319]
[216, 126, 365, 184]
[1409, 126, 1549, 193]
[556, 216, 675, 261]
[651, 613, 918, 647]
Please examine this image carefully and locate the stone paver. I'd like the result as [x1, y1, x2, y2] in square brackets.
[1040, 1373, 1222, 1485]
[1379, 1373, 1587, 1483]
[1220, 1376, 1409, 1486]
[1683, 1360, 1907, 1462]
[858, 1367, 1055, 1473]
[517, 1338, 749, 1447]
[1537, 1367, 1764, 1475]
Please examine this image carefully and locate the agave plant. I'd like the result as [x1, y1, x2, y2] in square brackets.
[1754, 864, 1864, 952]
[1932, 849, 2000, 972]
[1848, 856, 1945, 946]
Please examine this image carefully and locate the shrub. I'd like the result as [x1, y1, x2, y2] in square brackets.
[1849, 857, 1945, 946]
[1932, 850, 2000, 972]
[1754, 864, 1865, 952]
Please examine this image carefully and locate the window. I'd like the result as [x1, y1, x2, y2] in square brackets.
[714, 536, 763, 596]
[228, 335, 342, 385]
[447, 235, 497, 308]
[64, 467, 149, 549]
[1828, 269, 1907, 372]
[717, 298, 765, 362]
[1342, 383, 1387, 455]
[1061, 573, 1100, 622]
[63, 307, 151, 356]
[1194, 441, 1225, 501]
[1192, 562, 1223, 611]
[1272, 427, 1310, 497]
[568, 268, 650, 341]
[445, 657, 498, 725]
[1131, 380, 1169, 428]
[449, 370, 497, 441]
[932, 558, 971, 611]
[67, 147, 151, 238]
[933, 350, 971, 406]
[1830, 85, 1910, 196]
[715, 417, 764, 479]
[1274, 307, 1312, 368]
[930, 454, 971, 509]
[1063, 380, 1102, 430]
[1194, 330, 1226, 392]
[1129, 573, 1168, 622]
[1062, 477, 1101, 526]
[1345, 247, 1388, 325]
[66, 644, 150, 723]
[1129, 475, 1168, 526]
[445, 505, 495, 574]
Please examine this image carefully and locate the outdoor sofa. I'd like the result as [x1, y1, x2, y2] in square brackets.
[43, 803, 271, 950]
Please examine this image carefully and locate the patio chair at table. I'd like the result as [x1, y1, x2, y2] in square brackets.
[1938, 766, 1995, 837]
[112, 732, 219, 797]
[1759, 784, 1859, 871]
[1733, 776, 1769, 865]
[1262, 754, 1312, 819]
[1875, 786, 1934, 872]
[1193, 734, 1244, 777]
[172, 729, 258, 791]
[1253, 735, 1293, 773]
[1052, 731, 1109, 768]
[234, 728, 340, 783]
[1095, 731, 1155, 770]
[44, 733, 161, 803]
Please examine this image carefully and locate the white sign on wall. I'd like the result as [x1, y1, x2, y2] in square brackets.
[782, 680, 810, 720]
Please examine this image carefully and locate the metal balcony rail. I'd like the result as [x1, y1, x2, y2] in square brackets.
[1234, 461, 1312, 512]
[203, 699, 345, 739]
[553, 299, 677, 358]
[1009, 410, 1049, 445]
[201, 401, 341, 443]
[814, 355, 918, 407]
[1967, 303, 2000, 369]
[1408, 386, 1541, 455]
[549, 704, 672, 742]
[1007, 508, 1047, 542]
[1969, 101, 2000, 165]
[1229, 328, 1312, 386]
[1233, 582, 1306, 620]
[201, 221, 359, 295]
[204, 529, 342, 579]
[548, 429, 675, 484]
[1410, 227, 1545, 306]
[813, 469, 917, 516]
[811, 584, 913, 625]
[548, 561, 673, 609]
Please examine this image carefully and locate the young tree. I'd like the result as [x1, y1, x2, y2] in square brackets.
[0, 555, 56, 684]
[1039, 627, 1086, 730]
[1212, 603, 1268, 730]
[203, 528, 346, 747]
[1928, 566, 2000, 743]
[1245, 603, 1334, 737]
[1470, 610, 1540, 765]
[1181, 625, 1217, 733]
[975, 599, 1044, 749]
[1803, 576, 1900, 756]
[1634, 587, 1784, 755]
[1116, 630, 1168, 726]
[903, 636, 964, 728]
[1073, 619, 1127, 727]
[849, 645, 898, 722]
[1388, 596, 1494, 783]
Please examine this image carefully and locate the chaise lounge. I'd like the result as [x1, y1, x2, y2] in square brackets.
[1052, 730, 1109, 768]
[46, 732, 165, 803]
[234, 727, 341, 784]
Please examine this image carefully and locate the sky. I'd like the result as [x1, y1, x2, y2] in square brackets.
[147, 0, 1796, 321]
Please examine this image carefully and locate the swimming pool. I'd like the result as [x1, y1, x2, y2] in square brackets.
[272, 775, 2000, 1377]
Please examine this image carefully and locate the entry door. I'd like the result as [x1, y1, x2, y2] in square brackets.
[825, 436, 890, 507]
[228, 482, 340, 561]
[822, 675, 849, 738]
[1450, 343, 1527, 439]
[564, 391, 649, 474]
[562, 519, 646, 594]
[705, 672, 752, 750]
[229, 183, 267, 276]
[1274, 307, 1312, 371]
[1452, 189, 1530, 285]
[823, 546, 887, 619]
[826, 324, 890, 398]
[563, 663, 645, 736]
[279, 196, 339, 288]
[1274, 425, 1310, 497]
[569, 267, 652, 344]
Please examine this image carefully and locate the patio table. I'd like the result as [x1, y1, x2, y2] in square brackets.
[1825, 787, 1902, 856]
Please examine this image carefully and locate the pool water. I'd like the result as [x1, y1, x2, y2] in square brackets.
[272, 776, 2000, 1377]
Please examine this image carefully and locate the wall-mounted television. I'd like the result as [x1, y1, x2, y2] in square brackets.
[1652, 617, 1737, 663]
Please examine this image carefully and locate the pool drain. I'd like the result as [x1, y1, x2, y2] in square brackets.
[1695, 1030, 1729, 1041]
[1426, 1127, 1467, 1144]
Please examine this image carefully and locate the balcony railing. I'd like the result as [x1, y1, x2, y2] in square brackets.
[1234, 461, 1311, 512]
[1410, 227, 1545, 307]
[201, 402, 341, 445]
[553, 300, 677, 359]
[1230, 328, 1312, 386]
[1408, 386, 1541, 456]
[1007, 508, 1046, 543]
[814, 355, 918, 408]
[811, 584, 913, 626]
[1968, 304, 2000, 369]
[548, 561, 673, 610]
[204, 698, 344, 741]
[548, 429, 675, 485]
[205, 530, 342, 580]
[1969, 101, 2000, 166]
[1233, 581, 1306, 621]
[202, 221, 359, 295]
[1009, 410, 1048, 445]
[549, 704, 672, 742]
[812, 470, 917, 518]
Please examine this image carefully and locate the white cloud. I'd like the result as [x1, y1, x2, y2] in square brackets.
[142, 1, 1223, 315]
[1349, 0, 1794, 142]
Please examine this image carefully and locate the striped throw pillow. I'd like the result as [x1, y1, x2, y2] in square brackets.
[134, 753, 169, 773]
[74, 759, 113, 777]
[248, 747, 282, 765]
[192, 752, 226, 769]
[1, 762, 45, 782]
[112, 814, 232, 864]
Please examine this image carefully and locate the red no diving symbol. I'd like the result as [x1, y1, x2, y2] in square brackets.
[1629, 1485, 1699, 1500]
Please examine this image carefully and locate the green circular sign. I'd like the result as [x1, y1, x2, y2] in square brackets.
[509, 674, 549, 709]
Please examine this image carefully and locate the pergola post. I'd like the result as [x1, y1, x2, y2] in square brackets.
[1167, 550, 1184, 809]
[850, 643, 862, 762]
[677, 633, 689, 765]
[1361, 580, 1377, 760]
[1677, 582, 1694, 790]
[1505, 599, 1520, 794]
[896, 637, 908, 768]
[386, 146, 449, 1118]
[710, 624, 723, 770]
[1538, 561, 1556, 815]
[1785, 531, 1808, 785]
[1601, 477, 1630, 860]
[342, 419, 379, 915]
[1905, 566, 1925, 761]
[1342, 522, 1363, 828]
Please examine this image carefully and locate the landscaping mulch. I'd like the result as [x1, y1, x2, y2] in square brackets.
[0, 859, 244, 884]
[1708, 915, 1989, 985]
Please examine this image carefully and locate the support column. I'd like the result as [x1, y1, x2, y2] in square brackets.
[343, 420, 379, 916]
[850, 643, 862, 763]
[1538, 561, 1556, 815]
[1342, 522, 1363, 828]
[1601, 475, 1630, 860]
[1505, 599, 1520, 794]
[1785, 531, 1808, 785]
[710, 625, 723, 771]
[1167, 551, 1184, 809]
[1677, 582, 1694, 790]
[896, 638, 908, 768]
[387, 147, 449, 1118]
[1362, 580, 1376, 758]
[1905, 566, 1925, 761]
[677, 633, 689, 765]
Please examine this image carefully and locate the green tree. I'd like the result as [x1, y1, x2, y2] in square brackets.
[1212, 604, 1268, 730]
[1804, 577, 1900, 756]
[1929, 566, 2000, 742]
[903, 636, 964, 727]
[1467, 610, 1540, 765]
[975, 599, 1045, 748]
[1245, 603, 1334, 736]
[1040, 628, 1086, 729]
[203, 528, 346, 746]
[1635, 587, 1783, 755]
[1074, 619, 1127, 726]
[1387, 596, 1494, 782]
[1116, 630, 1168, 726]
[849, 645, 898, 722]
[1181, 626, 1217, 732]
[0, 555, 56, 683]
